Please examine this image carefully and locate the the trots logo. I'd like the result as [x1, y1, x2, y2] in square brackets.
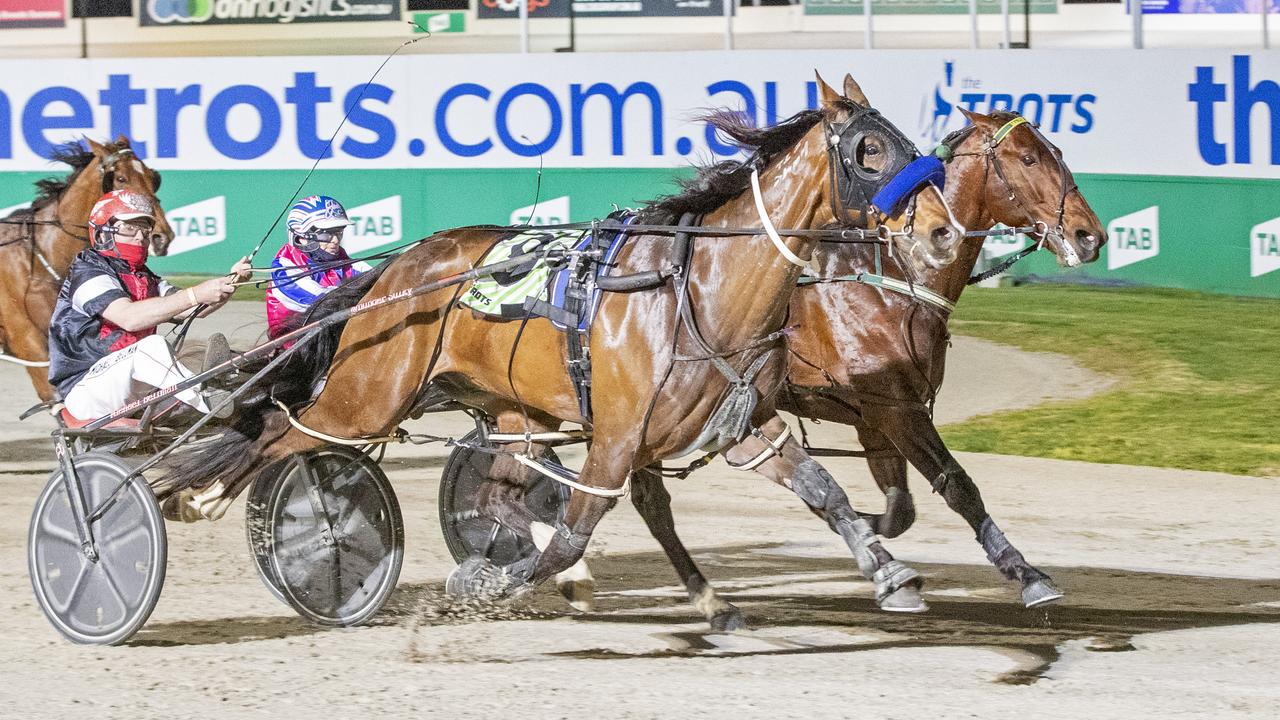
[1106, 206, 1160, 271]
[919, 61, 1097, 145]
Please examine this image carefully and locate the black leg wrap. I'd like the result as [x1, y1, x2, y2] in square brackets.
[980, 517, 1042, 583]
[930, 464, 987, 527]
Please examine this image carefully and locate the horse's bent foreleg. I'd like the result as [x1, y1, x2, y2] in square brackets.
[855, 422, 916, 538]
[868, 403, 1062, 607]
[722, 415, 927, 613]
[447, 434, 633, 604]
[630, 468, 746, 630]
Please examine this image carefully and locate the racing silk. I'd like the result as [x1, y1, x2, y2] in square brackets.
[266, 243, 370, 339]
[48, 251, 176, 397]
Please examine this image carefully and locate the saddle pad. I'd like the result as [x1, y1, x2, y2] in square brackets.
[461, 216, 635, 332]
[460, 228, 585, 319]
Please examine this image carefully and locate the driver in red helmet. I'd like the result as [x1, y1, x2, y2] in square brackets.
[47, 190, 251, 421]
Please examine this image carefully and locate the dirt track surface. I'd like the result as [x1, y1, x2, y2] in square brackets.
[1, 303, 1276, 719]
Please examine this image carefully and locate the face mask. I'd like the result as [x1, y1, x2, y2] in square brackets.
[113, 241, 149, 269]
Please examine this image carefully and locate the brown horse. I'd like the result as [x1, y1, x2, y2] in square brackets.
[604, 90, 1108, 624]
[0, 137, 172, 401]
[164, 73, 965, 616]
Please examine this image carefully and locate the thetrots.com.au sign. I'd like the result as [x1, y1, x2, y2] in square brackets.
[141, 0, 400, 26]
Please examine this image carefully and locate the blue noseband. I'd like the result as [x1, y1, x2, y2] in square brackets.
[871, 155, 946, 216]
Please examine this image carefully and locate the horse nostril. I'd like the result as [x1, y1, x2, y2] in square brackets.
[931, 226, 955, 248]
[1076, 229, 1098, 253]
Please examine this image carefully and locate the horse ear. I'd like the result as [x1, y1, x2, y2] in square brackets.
[957, 107, 986, 126]
[116, 134, 131, 147]
[85, 137, 106, 157]
[814, 71, 842, 109]
[842, 73, 869, 106]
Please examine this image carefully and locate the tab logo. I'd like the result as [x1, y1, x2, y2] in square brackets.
[344, 195, 402, 254]
[511, 195, 569, 226]
[165, 196, 225, 256]
[1251, 217, 1280, 278]
[1107, 206, 1159, 270]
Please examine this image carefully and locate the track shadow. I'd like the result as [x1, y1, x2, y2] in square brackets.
[128, 614, 327, 647]
[395, 542, 1280, 682]
[0, 436, 55, 467]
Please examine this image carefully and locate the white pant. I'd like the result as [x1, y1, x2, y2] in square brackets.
[62, 335, 210, 420]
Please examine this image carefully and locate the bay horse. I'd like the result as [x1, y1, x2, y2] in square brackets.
[598, 89, 1108, 625]
[164, 73, 966, 615]
[0, 137, 172, 401]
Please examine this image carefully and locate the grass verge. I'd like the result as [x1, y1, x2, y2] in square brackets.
[942, 285, 1280, 477]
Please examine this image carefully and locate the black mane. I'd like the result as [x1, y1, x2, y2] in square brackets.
[31, 138, 131, 210]
[640, 101, 853, 223]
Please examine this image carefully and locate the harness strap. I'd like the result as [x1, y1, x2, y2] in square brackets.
[513, 453, 631, 498]
[0, 346, 50, 368]
[750, 168, 813, 270]
[274, 399, 404, 446]
[800, 272, 956, 314]
[726, 423, 793, 472]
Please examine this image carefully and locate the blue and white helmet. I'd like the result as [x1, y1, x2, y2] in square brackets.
[287, 195, 351, 238]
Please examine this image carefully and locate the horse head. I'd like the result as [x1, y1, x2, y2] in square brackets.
[820, 72, 965, 274]
[942, 109, 1106, 267]
[85, 136, 174, 256]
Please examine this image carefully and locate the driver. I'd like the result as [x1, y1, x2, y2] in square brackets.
[265, 194, 370, 340]
[47, 190, 251, 421]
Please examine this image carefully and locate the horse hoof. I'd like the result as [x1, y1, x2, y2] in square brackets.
[709, 606, 748, 632]
[1022, 578, 1064, 608]
[446, 557, 528, 603]
[873, 560, 928, 613]
[878, 585, 930, 613]
[556, 560, 596, 613]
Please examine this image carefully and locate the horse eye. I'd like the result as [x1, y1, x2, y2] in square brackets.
[865, 145, 881, 157]
[1021, 154, 1037, 166]
[116, 174, 127, 185]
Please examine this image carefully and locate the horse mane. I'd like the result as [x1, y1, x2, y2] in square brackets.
[31, 138, 132, 211]
[640, 100, 854, 223]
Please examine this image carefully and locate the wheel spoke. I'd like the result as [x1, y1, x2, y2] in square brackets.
[54, 561, 93, 615]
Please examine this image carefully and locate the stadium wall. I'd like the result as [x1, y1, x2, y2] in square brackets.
[0, 49, 1276, 298]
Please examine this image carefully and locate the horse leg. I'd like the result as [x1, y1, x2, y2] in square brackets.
[722, 416, 928, 613]
[447, 435, 632, 603]
[868, 403, 1063, 608]
[0, 295, 54, 402]
[478, 410, 596, 610]
[629, 468, 747, 630]
[854, 422, 916, 539]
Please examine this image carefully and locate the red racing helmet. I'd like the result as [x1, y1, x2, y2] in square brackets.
[88, 190, 155, 250]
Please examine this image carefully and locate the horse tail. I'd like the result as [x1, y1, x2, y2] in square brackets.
[160, 260, 393, 493]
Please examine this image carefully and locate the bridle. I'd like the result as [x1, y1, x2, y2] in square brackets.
[936, 115, 1082, 267]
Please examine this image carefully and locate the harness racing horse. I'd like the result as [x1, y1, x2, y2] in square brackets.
[611, 91, 1109, 624]
[163, 73, 965, 616]
[0, 137, 172, 401]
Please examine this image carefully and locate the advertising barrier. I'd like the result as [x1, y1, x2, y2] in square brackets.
[0, 50, 1277, 297]
[0, 0, 63, 28]
[804, 0, 1057, 14]
[476, 0, 727, 19]
[140, 0, 400, 26]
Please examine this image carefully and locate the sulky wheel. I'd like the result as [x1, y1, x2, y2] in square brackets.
[246, 445, 403, 627]
[28, 452, 166, 646]
[438, 430, 571, 567]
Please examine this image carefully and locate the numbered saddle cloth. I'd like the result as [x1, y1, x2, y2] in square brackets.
[461, 214, 634, 332]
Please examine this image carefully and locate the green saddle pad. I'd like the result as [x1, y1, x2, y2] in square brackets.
[461, 228, 586, 318]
